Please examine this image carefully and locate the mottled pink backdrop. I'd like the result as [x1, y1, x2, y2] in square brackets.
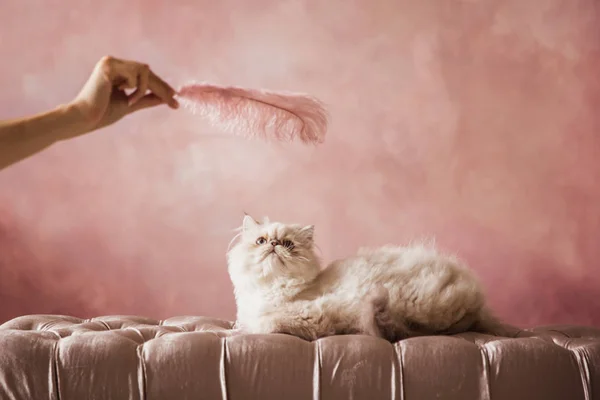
[1, 0, 600, 328]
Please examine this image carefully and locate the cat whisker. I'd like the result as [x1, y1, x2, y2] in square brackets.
[227, 232, 243, 252]
[312, 243, 323, 256]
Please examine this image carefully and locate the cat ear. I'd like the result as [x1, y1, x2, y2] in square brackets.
[300, 225, 315, 242]
[242, 214, 259, 232]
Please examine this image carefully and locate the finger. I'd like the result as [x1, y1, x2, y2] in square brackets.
[118, 69, 137, 91]
[128, 65, 150, 106]
[95, 56, 179, 111]
[97, 55, 117, 81]
[128, 93, 164, 112]
[148, 70, 179, 109]
[100, 57, 136, 90]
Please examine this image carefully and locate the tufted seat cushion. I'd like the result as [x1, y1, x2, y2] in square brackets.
[1, 315, 600, 400]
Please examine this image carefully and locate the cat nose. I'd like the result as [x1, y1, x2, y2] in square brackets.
[270, 240, 280, 247]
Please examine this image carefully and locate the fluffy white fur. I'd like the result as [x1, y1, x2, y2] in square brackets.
[226, 215, 505, 341]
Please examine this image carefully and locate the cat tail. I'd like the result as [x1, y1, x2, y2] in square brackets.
[439, 307, 518, 337]
[469, 307, 520, 337]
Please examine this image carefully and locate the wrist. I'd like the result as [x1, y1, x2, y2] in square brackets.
[51, 102, 93, 141]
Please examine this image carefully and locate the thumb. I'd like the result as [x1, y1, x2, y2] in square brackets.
[128, 93, 164, 113]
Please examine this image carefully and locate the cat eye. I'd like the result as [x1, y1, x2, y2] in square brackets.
[281, 239, 295, 250]
[256, 237, 267, 245]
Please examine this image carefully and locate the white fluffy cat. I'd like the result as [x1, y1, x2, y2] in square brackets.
[226, 215, 506, 341]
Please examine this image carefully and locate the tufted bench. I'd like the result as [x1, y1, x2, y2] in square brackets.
[1, 315, 599, 399]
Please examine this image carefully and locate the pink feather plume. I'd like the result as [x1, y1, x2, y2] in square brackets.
[176, 82, 329, 145]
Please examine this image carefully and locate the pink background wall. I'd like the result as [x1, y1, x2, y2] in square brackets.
[1, 0, 600, 328]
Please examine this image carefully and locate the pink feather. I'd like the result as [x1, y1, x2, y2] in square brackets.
[176, 82, 329, 145]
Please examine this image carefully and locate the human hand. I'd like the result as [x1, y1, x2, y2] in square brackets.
[70, 56, 179, 133]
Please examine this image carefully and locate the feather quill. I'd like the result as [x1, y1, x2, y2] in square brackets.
[176, 82, 329, 145]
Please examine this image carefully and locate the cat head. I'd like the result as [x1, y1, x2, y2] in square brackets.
[226, 215, 320, 289]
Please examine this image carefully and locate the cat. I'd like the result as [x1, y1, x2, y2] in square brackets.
[226, 215, 507, 342]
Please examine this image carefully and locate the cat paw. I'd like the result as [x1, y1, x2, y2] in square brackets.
[361, 285, 391, 337]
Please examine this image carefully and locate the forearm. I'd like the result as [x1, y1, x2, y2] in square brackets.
[0, 103, 90, 170]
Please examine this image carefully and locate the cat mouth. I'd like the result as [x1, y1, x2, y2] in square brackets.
[262, 250, 279, 261]
[263, 249, 286, 266]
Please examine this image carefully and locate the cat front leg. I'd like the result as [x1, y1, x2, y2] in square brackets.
[214, 327, 247, 338]
[240, 314, 284, 336]
[258, 303, 335, 341]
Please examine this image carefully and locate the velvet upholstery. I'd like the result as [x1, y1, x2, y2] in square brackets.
[1, 315, 599, 399]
